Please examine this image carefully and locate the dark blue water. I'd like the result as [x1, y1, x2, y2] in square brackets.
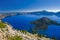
[2, 15, 40, 30]
[2, 14, 60, 40]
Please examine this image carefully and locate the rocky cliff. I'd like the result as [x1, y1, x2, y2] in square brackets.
[0, 20, 55, 40]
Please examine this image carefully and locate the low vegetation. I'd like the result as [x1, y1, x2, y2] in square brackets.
[9, 35, 23, 40]
[51, 37, 57, 40]
[20, 30, 27, 34]
[0, 21, 6, 28]
[38, 34, 44, 38]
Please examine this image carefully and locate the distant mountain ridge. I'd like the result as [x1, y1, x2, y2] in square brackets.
[1, 10, 60, 15]
[0, 10, 60, 19]
[28, 10, 60, 17]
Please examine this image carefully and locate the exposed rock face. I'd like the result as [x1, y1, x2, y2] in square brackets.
[0, 21, 54, 40]
[31, 17, 60, 30]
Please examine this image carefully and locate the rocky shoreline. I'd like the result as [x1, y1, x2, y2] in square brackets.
[0, 20, 55, 40]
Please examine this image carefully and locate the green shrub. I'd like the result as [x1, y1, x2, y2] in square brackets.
[20, 30, 27, 34]
[51, 37, 56, 40]
[0, 22, 6, 28]
[37, 34, 45, 38]
[9, 35, 23, 40]
[32, 30, 37, 34]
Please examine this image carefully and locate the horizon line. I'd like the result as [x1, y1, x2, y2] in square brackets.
[0, 10, 60, 13]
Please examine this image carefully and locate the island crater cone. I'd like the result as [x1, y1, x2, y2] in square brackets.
[31, 17, 60, 30]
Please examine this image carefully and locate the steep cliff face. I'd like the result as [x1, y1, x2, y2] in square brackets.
[0, 21, 54, 40]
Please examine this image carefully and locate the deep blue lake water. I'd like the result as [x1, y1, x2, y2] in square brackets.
[2, 14, 60, 40]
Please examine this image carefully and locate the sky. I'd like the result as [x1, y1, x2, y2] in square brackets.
[0, 0, 60, 12]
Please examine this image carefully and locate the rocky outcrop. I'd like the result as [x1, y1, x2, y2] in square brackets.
[0, 21, 54, 40]
[31, 17, 60, 30]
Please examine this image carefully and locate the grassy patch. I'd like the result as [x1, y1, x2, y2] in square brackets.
[0, 21, 6, 28]
[20, 30, 27, 34]
[9, 35, 23, 40]
[37, 34, 45, 38]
